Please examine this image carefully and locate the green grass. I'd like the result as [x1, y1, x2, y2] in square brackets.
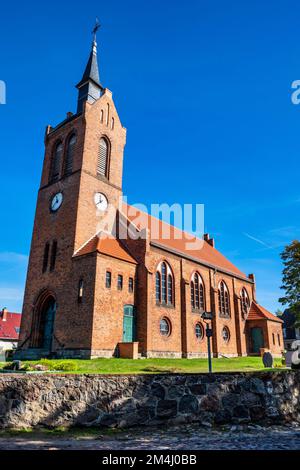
[0, 356, 285, 374]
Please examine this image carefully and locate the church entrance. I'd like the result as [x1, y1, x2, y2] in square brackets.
[251, 327, 264, 354]
[30, 293, 56, 351]
[122, 305, 136, 342]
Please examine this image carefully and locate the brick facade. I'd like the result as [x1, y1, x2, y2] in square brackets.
[16, 38, 283, 361]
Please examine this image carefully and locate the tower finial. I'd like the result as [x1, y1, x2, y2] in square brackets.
[92, 17, 101, 43]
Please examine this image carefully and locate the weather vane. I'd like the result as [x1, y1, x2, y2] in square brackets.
[92, 18, 101, 41]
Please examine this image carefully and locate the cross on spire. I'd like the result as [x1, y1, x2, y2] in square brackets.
[92, 18, 101, 42]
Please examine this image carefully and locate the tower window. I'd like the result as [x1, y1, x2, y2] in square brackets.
[42, 242, 50, 273]
[278, 333, 281, 346]
[50, 141, 63, 182]
[117, 274, 123, 290]
[49, 241, 57, 272]
[64, 133, 76, 176]
[100, 109, 104, 123]
[105, 271, 111, 288]
[111, 117, 115, 130]
[78, 279, 84, 303]
[218, 281, 230, 317]
[97, 137, 110, 178]
[128, 277, 134, 293]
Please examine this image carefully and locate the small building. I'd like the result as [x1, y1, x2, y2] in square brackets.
[246, 303, 284, 357]
[281, 309, 300, 350]
[0, 308, 21, 361]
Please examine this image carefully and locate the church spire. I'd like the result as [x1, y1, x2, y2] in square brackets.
[76, 19, 103, 114]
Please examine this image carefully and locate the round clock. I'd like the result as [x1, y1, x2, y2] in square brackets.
[50, 192, 63, 212]
[94, 192, 108, 211]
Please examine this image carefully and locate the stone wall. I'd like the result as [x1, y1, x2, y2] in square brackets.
[0, 371, 299, 429]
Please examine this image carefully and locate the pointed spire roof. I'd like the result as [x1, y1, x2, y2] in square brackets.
[76, 19, 104, 113]
[76, 37, 101, 88]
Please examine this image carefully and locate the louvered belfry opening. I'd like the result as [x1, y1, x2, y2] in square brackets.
[50, 142, 63, 182]
[64, 134, 76, 176]
[97, 137, 109, 177]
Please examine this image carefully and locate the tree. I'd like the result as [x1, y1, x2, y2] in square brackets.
[279, 240, 300, 326]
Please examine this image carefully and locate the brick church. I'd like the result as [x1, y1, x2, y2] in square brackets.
[16, 29, 283, 360]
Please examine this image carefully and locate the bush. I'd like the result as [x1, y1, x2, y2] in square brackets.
[52, 361, 77, 372]
[38, 359, 77, 371]
[2, 362, 14, 370]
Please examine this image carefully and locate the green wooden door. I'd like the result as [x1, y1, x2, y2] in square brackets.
[123, 305, 136, 342]
[42, 299, 56, 351]
[251, 327, 264, 353]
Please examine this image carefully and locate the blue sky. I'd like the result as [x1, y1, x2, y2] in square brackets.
[1, 0, 300, 313]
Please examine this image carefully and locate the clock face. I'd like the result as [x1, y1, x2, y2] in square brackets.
[50, 192, 63, 212]
[94, 192, 108, 211]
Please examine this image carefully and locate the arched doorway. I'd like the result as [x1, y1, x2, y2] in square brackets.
[30, 292, 56, 351]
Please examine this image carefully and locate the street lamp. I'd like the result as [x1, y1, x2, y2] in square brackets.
[201, 311, 214, 373]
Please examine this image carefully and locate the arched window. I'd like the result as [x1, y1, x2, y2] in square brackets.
[167, 274, 173, 304]
[97, 137, 110, 178]
[240, 288, 250, 317]
[161, 262, 167, 303]
[191, 281, 195, 309]
[111, 117, 115, 130]
[218, 280, 230, 317]
[156, 261, 174, 306]
[50, 141, 63, 182]
[155, 271, 161, 303]
[64, 133, 76, 176]
[190, 272, 205, 311]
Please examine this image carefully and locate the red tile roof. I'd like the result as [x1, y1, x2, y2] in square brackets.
[247, 302, 283, 323]
[0, 312, 21, 340]
[122, 203, 249, 280]
[74, 232, 137, 264]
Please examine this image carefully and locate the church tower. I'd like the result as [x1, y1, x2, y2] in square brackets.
[16, 26, 129, 359]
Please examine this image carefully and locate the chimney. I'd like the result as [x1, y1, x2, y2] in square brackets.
[1, 307, 8, 321]
[203, 233, 215, 248]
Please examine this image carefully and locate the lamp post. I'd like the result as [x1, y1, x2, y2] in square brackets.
[201, 311, 214, 373]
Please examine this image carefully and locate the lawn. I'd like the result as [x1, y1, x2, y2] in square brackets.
[0, 356, 285, 374]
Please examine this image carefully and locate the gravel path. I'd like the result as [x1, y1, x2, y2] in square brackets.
[0, 424, 300, 450]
